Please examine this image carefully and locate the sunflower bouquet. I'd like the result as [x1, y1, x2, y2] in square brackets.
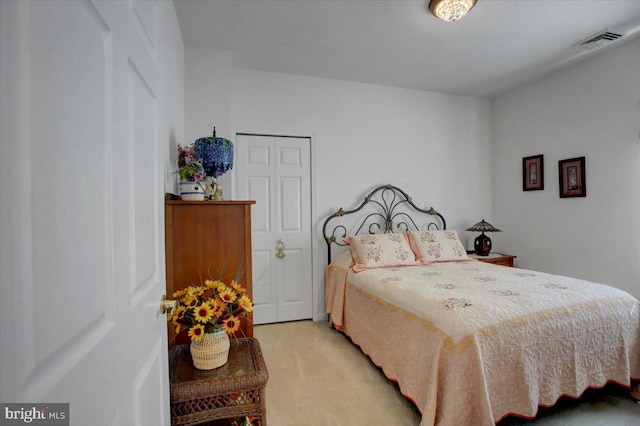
[168, 278, 253, 342]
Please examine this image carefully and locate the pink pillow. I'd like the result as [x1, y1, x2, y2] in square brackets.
[344, 233, 419, 272]
[406, 230, 469, 264]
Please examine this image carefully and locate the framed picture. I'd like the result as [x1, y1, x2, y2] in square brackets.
[522, 155, 544, 191]
[559, 156, 586, 198]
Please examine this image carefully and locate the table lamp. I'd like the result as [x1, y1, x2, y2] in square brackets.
[194, 126, 234, 200]
[466, 219, 501, 256]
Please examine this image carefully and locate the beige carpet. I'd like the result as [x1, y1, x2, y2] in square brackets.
[254, 320, 640, 426]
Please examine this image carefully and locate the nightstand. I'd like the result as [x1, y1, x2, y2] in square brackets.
[467, 252, 516, 267]
[169, 337, 268, 425]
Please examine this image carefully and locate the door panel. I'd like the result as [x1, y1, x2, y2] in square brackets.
[236, 134, 312, 324]
[131, 60, 160, 294]
[252, 250, 277, 324]
[274, 138, 312, 321]
[248, 176, 271, 232]
[30, 0, 112, 365]
[249, 145, 271, 166]
[238, 136, 277, 323]
[0, 1, 169, 423]
[132, 340, 165, 425]
[278, 146, 301, 167]
[278, 248, 303, 303]
[279, 177, 302, 232]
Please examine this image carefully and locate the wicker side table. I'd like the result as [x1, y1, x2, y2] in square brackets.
[169, 337, 268, 426]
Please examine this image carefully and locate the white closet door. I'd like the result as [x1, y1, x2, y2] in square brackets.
[238, 135, 278, 323]
[0, 1, 169, 424]
[236, 134, 312, 324]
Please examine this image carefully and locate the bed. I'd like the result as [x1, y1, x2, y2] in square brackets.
[323, 184, 640, 426]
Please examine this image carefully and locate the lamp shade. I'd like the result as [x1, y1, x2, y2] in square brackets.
[194, 127, 234, 178]
[465, 219, 501, 234]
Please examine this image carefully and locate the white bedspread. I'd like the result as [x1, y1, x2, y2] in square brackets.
[325, 253, 640, 425]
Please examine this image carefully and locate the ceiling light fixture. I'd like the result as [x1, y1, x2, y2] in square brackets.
[429, 0, 476, 23]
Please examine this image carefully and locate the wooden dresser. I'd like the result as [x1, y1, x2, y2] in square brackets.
[165, 194, 255, 346]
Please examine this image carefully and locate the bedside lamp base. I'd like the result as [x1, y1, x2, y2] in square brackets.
[474, 233, 492, 256]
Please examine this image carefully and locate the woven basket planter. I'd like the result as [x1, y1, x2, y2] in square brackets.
[190, 329, 230, 370]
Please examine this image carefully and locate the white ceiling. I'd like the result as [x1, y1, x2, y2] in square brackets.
[174, 0, 640, 98]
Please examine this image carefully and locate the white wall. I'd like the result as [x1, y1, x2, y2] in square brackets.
[185, 47, 493, 320]
[184, 48, 233, 196]
[230, 69, 492, 231]
[163, 1, 185, 195]
[491, 39, 640, 299]
[232, 71, 494, 320]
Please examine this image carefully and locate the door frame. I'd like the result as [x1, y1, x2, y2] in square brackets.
[230, 127, 325, 322]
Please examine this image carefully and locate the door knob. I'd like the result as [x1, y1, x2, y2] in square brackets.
[276, 239, 286, 259]
[160, 294, 177, 315]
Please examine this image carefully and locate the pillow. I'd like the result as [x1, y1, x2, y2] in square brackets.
[406, 230, 469, 264]
[344, 233, 418, 272]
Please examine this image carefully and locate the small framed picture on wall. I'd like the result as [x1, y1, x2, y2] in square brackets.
[522, 155, 544, 191]
[559, 156, 586, 198]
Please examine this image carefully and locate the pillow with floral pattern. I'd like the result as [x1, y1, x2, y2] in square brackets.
[406, 230, 469, 264]
[344, 233, 418, 272]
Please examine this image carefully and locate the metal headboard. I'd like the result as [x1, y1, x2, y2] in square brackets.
[322, 184, 446, 263]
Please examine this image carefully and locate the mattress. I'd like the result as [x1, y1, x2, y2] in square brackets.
[325, 252, 640, 425]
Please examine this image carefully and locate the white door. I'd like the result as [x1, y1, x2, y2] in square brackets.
[236, 134, 313, 324]
[0, 1, 169, 424]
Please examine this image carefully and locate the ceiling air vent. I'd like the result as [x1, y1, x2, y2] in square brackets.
[580, 31, 622, 45]
[574, 30, 623, 50]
